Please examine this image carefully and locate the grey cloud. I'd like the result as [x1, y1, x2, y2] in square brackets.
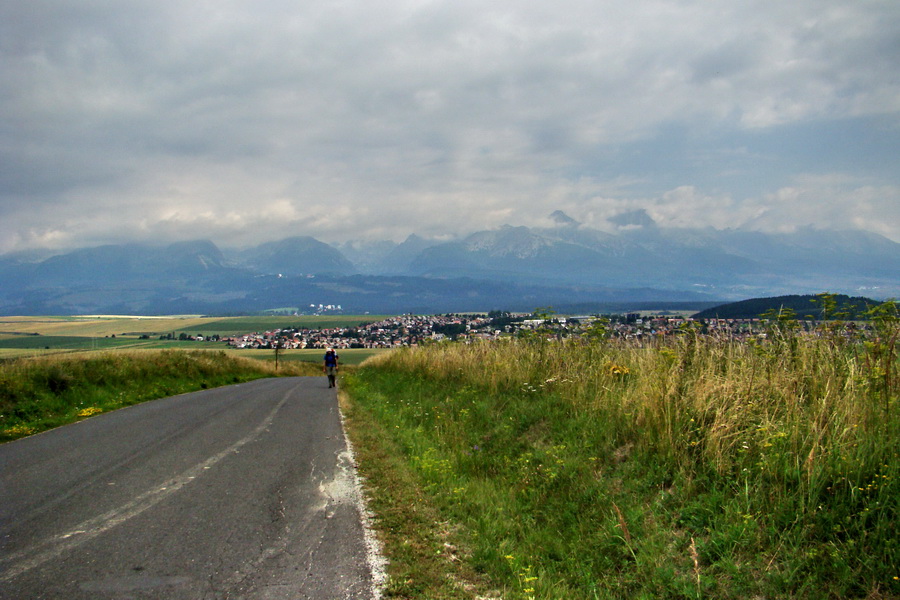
[2, 0, 899, 253]
[689, 39, 758, 84]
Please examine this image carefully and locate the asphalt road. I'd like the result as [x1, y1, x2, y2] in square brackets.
[0, 377, 383, 599]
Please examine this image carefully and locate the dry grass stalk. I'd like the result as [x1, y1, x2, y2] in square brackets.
[690, 536, 701, 593]
[612, 502, 631, 545]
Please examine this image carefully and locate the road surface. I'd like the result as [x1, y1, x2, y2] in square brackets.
[0, 377, 384, 599]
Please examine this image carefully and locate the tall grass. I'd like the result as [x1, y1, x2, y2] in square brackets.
[0, 350, 315, 441]
[343, 324, 898, 599]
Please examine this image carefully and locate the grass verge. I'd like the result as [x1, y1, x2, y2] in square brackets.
[340, 388, 501, 599]
[340, 330, 898, 599]
[0, 350, 319, 442]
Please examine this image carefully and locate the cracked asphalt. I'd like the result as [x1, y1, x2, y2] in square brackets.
[0, 377, 382, 599]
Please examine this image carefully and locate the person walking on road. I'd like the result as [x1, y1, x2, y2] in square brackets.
[323, 348, 339, 388]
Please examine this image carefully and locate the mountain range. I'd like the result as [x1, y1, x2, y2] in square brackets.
[1, 211, 898, 315]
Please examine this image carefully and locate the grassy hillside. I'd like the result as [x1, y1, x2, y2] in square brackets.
[341, 318, 899, 598]
[692, 294, 880, 320]
[0, 350, 319, 442]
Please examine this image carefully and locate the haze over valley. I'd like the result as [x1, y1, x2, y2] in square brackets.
[2, 211, 897, 315]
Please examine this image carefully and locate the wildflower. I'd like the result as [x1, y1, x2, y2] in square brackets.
[605, 362, 630, 376]
[3, 425, 37, 437]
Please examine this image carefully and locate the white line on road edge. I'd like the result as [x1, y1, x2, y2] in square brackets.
[336, 392, 388, 600]
[0, 389, 293, 583]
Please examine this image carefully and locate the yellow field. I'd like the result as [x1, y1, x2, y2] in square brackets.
[0, 316, 211, 338]
[0, 316, 390, 365]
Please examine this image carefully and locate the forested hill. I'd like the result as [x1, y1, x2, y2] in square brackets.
[692, 294, 882, 320]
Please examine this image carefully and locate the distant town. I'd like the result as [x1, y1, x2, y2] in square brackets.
[216, 311, 847, 351]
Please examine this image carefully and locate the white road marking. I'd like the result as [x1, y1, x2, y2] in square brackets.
[336, 402, 387, 600]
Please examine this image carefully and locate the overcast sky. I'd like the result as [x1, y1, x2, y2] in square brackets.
[2, 0, 899, 254]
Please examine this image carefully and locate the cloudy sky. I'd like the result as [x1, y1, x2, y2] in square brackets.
[2, 0, 899, 254]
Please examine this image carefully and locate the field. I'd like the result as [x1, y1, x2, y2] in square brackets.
[0, 314, 389, 338]
[0, 315, 390, 361]
[252, 348, 383, 366]
[0, 315, 213, 338]
[340, 312, 899, 599]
